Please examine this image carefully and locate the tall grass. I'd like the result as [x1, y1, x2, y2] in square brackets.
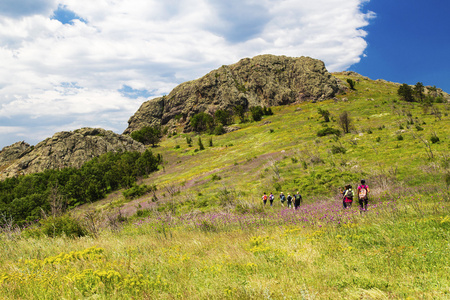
[1, 190, 449, 299]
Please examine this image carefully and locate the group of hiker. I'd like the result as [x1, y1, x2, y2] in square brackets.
[261, 191, 303, 210]
[261, 179, 370, 212]
[341, 179, 370, 211]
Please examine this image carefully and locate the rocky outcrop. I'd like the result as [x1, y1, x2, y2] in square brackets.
[124, 55, 341, 134]
[0, 128, 145, 179]
[0, 141, 32, 166]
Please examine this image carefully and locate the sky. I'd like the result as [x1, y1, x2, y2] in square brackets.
[0, 0, 449, 149]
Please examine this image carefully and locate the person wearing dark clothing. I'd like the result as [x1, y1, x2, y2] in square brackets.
[293, 191, 302, 210]
[269, 192, 274, 206]
[280, 192, 286, 207]
[287, 193, 293, 208]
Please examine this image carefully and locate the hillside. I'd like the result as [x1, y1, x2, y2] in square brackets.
[1, 66, 450, 299]
[89, 71, 449, 218]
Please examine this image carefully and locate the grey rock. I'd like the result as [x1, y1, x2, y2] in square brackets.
[0, 128, 145, 179]
[124, 54, 342, 135]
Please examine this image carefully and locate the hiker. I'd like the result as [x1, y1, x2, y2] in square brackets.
[342, 184, 354, 208]
[358, 179, 370, 212]
[280, 192, 286, 206]
[293, 191, 302, 210]
[269, 192, 274, 206]
[262, 192, 268, 205]
[287, 193, 293, 208]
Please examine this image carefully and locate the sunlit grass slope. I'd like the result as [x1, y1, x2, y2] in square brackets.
[1, 73, 449, 299]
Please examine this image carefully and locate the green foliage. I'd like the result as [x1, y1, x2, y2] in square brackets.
[430, 134, 440, 144]
[198, 137, 205, 150]
[234, 105, 247, 123]
[414, 82, 425, 102]
[214, 110, 232, 126]
[213, 124, 226, 135]
[346, 78, 356, 90]
[186, 136, 192, 147]
[123, 184, 156, 200]
[130, 126, 162, 146]
[397, 134, 404, 141]
[250, 106, 264, 121]
[0, 150, 162, 224]
[398, 83, 414, 102]
[317, 126, 341, 137]
[39, 215, 87, 238]
[190, 112, 214, 133]
[331, 145, 346, 154]
[317, 108, 331, 122]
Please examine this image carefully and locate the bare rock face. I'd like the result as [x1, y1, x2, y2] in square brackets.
[0, 128, 145, 179]
[124, 54, 341, 134]
[0, 141, 31, 165]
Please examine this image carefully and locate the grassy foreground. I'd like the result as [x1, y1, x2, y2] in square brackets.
[1, 191, 449, 299]
[1, 73, 449, 299]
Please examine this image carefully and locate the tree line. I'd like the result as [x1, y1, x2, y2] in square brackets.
[397, 82, 446, 103]
[0, 149, 162, 225]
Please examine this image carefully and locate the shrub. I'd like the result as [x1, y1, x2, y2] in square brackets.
[347, 78, 356, 90]
[338, 111, 353, 134]
[318, 108, 331, 122]
[123, 184, 155, 199]
[130, 126, 162, 146]
[250, 106, 264, 121]
[190, 112, 214, 133]
[317, 127, 341, 137]
[331, 145, 347, 154]
[397, 135, 404, 141]
[213, 124, 226, 135]
[430, 135, 440, 144]
[40, 215, 87, 238]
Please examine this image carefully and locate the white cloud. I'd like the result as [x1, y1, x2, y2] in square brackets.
[0, 0, 374, 148]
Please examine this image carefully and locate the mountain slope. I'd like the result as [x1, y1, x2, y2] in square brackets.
[124, 54, 343, 135]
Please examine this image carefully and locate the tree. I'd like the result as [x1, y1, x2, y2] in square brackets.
[130, 126, 162, 147]
[338, 111, 352, 134]
[398, 83, 414, 102]
[414, 82, 425, 102]
[190, 112, 214, 133]
[234, 105, 247, 123]
[198, 137, 205, 150]
[347, 78, 356, 90]
[214, 110, 232, 126]
[317, 108, 331, 122]
[250, 106, 264, 121]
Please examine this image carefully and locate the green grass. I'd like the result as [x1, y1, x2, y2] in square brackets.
[1, 73, 449, 299]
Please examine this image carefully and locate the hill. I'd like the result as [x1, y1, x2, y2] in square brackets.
[0, 57, 450, 299]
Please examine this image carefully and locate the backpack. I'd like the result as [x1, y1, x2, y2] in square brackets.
[345, 189, 353, 199]
[263, 195, 268, 201]
[358, 186, 368, 200]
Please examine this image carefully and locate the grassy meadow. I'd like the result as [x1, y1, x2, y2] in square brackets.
[1, 73, 449, 299]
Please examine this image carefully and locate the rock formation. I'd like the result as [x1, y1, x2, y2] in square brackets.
[124, 54, 342, 134]
[0, 128, 144, 179]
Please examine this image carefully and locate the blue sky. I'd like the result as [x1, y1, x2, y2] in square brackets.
[352, 0, 450, 91]
[0, 0, 448, 150]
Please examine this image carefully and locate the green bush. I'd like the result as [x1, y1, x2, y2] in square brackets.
[430, 135, 440, 144]
[317, 127, 341, 137]
[331, 145, 346, 154]
[123, 184, 156, 199]
[40, 215, 87, 238]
